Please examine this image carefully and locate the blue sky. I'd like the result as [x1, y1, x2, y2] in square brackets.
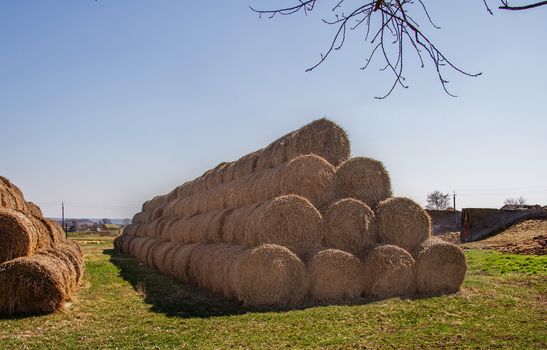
[0, 1, 545, 218]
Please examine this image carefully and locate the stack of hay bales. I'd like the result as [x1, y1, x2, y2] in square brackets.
[0, 176, 84, 315]
[115, 118, 466, 307]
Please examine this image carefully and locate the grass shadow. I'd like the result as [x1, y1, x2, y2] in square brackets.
[105, 248, 448, 319]
[105, 248, 288, 318]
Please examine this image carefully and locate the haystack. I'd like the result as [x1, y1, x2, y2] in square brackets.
[277, 155, 335, 208]
[243, 195, 323, 257]
[414, 237, 466, 295]
[161, 154, 334, 218]
[0, 208, 45, 263]
[0, 176, 28, 212]
[222, 205, 258, 244]
[232, 244, 309, 307]
[376, 197, 431, 252]
[283, 118, 350, 167]
[131, 118, 350, 216]
[362, 244, 415, 299]
[323, 198, 376, 256]
[308, 248, 364, 303]
[0, 247, 80, 315]
[334, 157, 392, 208]
[169, 242, 199, 282]
[26, 202, 43, 217]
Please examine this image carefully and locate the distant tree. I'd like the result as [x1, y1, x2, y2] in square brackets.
[504, 197, 527, 206]
[102, 218, 112, 225]
[426, 190, 451, 210]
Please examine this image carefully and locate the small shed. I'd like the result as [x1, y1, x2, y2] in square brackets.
[100, 223, 122, 235]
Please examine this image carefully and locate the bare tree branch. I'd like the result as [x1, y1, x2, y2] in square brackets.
[499, 0, 547, 10]
[251, 0, 483, 98]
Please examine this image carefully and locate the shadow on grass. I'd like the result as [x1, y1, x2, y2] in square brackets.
[105, 248, 452, 319]
[105, 248, 280, 318]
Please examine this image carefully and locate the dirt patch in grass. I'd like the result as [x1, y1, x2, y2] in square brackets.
[465, 220, 547, 255]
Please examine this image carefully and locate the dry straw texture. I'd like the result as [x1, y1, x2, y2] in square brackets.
[26, 202, 43, 217]
[233, 244, 309, 307]
[244, 195, 323, 257]
[283, 118, 350, 168]
[0, 240, 83, 316]
[0, 208, 45, 263]
[0, 255, 67, 315]
[131, 118, 349, 216]
[362, 244, 415, 299]
[334, 157, 392, 208]
[323, 198, 376, 257]
[162, 154, 335, 218]
[414, 237, 467, 295]
[308, 248, 364, 303]
[0, 176, 29, 212]
[376, 197, 431, 253]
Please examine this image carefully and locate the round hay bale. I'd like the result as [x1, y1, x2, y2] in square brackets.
[0, 254, 69, 315]
[205, 162, 228, 190]
[167, 217, 191, 243]
[208, 185, 228, 211]
[0, 176, 28, 212]
[120, 235, 135, 254]
[362, 244, 416, 299]
[26, 202, 43, 218]
[189, 243, 224, 291]
[207, 244, 247, 299]
[221, 205, 256, 244]
[0, 208, 42, 263]
[134, 222, 151, 237]
[244, 195, 323, 257]
[187, 210, 223, 243]
[249, 168, 278, 203]
[269, 132, 293, 168]
[324, 198, 376, 256]
[334, 157, 392, 208]
[132, 211, 148, 224]
[308, 249, 364, 303]
[43, 219, 66, 243]
[158, 217, 179, 240]
[129, 237, 151, 259]
[233, 244, 309, 307]
[170, 243, 199, 282]
[149, 240, 174, 270]
[57, 240, 85, 286]
[160, 242, 187, 277]
[255, 145, 275, 171]
[123, 223, 141, 236]
[376, 197, 431, 252]
[284, 118, 350, 167]
[38, 244, 81, 295]
[150, 207, 164, 222]
[233, 150, 260, 179]
[150, 217, 172, 238]
[144, 239, 165, 267]
[221, 162, 236, 183]
[414, 237, 467, 296]
[176, 181, 192, 198]
[278, 154, 336, 209]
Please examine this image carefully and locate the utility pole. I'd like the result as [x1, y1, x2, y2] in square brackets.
[453, 191, 458, 228]
[62, 201, 66, 239]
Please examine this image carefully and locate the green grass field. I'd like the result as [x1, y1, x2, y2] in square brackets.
[1, 235, 545, 349]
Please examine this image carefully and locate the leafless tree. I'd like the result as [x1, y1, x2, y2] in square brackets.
[504, 196, 527, 206]
[250, 1, 546, 98]
[426, 190, 451, 210]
